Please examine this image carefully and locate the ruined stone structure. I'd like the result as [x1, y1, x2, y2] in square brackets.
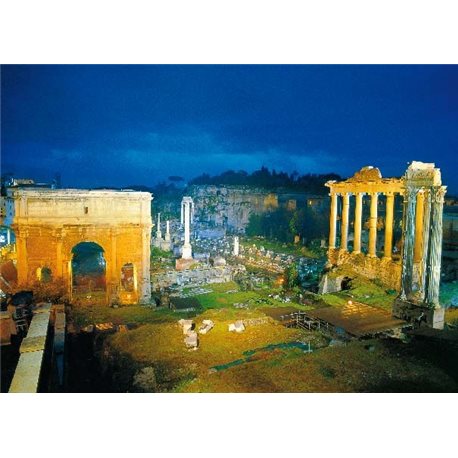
[325, 162, 446, 328]
[11, 189, 152, 305]
[190, 185, 278, 232]
[176, 196, 195, 270]
[153, 213, 172, 251]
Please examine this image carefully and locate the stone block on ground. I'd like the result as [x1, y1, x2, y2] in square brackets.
[229, 320, 245, 333]
[184, 331, 199, 349]
[178, 319, 194, 334]
[199, 319, 214, 334]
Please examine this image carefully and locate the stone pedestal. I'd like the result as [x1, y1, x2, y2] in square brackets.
[393, 299, 444, 330]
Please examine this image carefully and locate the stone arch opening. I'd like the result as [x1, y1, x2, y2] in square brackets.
[37, 266, 52, 283]
[71, 242, 106, 301]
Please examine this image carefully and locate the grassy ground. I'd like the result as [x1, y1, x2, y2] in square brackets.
[70, 276, 458, 393]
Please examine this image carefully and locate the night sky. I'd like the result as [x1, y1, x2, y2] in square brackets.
[2, 65, 457, 193]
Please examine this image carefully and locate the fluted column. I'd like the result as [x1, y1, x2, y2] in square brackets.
[400, 188, 417, 300]
[368, 192, 378, 257]
[426, 186, 446, 307]
[328, 192, 338, 249]
[353, 192, 363, 254]
[413, 190, 425, 264]
[340, 193, 350, 251]
[419, 190, 431, 301]
[383, 192, 395, 259]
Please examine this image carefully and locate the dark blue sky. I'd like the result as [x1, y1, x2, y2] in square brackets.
[2, 65, 457, 193]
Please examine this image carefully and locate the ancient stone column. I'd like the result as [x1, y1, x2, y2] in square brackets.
[419, 189, 431, 301]
[340, 193, 350, 251]
[400, 188, 417, 300]
[164, 220, 171, 242]
[156, 212, 162, 239]
[426, 186, 446, 307]
[383, 192, 395, 259]
[353, 192, 363, 254]
[368, 192, 378, 257]
[181, 196, 193, 259]
[328, 192, 338, 249]
[413, 190, 425, 264]
[233, 235, 240, 256]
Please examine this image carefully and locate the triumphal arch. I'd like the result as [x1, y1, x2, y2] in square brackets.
[325, 161, 446, 328]
[11, 189, 152, 305]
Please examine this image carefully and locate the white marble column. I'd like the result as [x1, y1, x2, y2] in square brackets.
[181, 197, 193, 259]
[164, 220, 171, 242]
[156, 212, 162, 239]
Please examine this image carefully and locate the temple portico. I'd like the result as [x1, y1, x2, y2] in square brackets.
[324, 162, 447, 329]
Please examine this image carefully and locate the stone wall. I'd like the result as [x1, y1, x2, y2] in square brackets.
[329, 248, 402, 290]
[190, 185, 278, 232]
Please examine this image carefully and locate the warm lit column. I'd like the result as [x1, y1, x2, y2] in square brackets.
[353, 192, 363, 254]
[426, 186, 446, 307]
[368, 192, 378, 257]
[340, 193, 350, 251]
[328, 192, 338, 249]
[383, 192, 395, 259]
[413, 189, 425, 264]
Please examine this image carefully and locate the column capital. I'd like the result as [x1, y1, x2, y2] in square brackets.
[431, 186, 447, 204]
[384, 191, 396, 197]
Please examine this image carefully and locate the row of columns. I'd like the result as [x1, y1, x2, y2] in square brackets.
[329, 191, 397, 259]
[400, 186, 446, 307]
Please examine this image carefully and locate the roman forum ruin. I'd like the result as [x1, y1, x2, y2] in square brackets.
[10, 188, 152, 305]
[176, 196, 195, 270]
[325, 161, 447, 328]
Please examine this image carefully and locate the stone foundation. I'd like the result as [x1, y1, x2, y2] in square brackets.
[329, 248, 401, 291]
[393, 299, 444, 329]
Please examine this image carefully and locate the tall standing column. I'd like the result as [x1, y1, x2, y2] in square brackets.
[341, 193, 350, 251]
[400, 188, 417, 300]
[426, 186, 446, 307]
[368, 192, 378, 257]
[328, 192, 338, 249]
[156, 212, 162, 239]
[164, 220, 171, 242]
[419, 190, 431, 301]
[383, 192, 395, 259]
[353, 192, 363, 254]
[182, 197, 193, 259]
[413, 190, 425, 264]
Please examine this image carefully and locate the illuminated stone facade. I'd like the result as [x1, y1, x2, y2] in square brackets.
[11, 189, 152, 305]
[325, 162, 447, 328]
